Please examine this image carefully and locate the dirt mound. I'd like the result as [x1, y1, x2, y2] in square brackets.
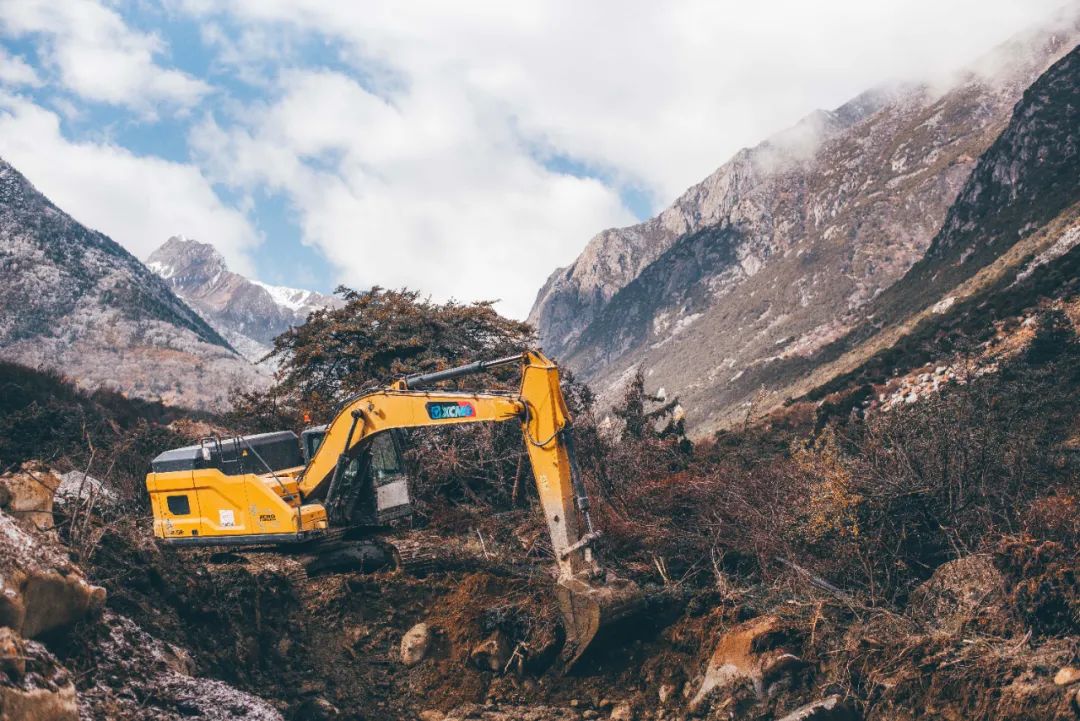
[64, 611, 280, 721]
[906, 554, 1009, 634]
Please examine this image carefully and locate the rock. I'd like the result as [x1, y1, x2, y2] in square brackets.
[0, 509, 106, 638]
[0, 462, 60, 533]
[774, 695, 858, 721]
[689, 615, 793, 712]
[907, 555, 1005, 631]
[401, 622, 432, 666]
[0, 683, 78, 721]
[584, 711, 599, 720]
[658, 684, 676, 704]
[0, 626, 25, 680]
[291, 696, 339, 720]
[54, 470, 118, 507]
[470, 630, 512, 673]
[419, 711, 445, 721]
[1054, 666, 1080, 685]
[762, 653, 804, 683]
[609, 702, 634, 720]
[0, 636, 77, 721]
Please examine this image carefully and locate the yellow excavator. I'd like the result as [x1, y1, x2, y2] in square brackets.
[145, 350, 640, 666]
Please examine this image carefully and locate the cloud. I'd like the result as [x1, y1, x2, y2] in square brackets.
[190, 69, 633, 317]
[182, 0, 1072, 202]
[0, 92, 259, 272]
[0, 46, 41, 86]
[178, 0, 1070, 318]
[1, 0, 1071, 320]
[0, 0, 208, 110]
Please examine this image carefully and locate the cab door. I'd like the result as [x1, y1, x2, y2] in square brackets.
[369, 431, 412, 522]
[147, 470, 202, 539]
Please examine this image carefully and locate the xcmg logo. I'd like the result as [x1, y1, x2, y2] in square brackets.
[426, 401, 476, 420]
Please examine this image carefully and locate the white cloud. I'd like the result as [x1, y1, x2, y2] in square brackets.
[184, 0, 1072, 201]
[0, 92, 259, 272]
[191, 69, 633, 317]
[0, 0, 208, 110]
[2, 0, 1070, 319]
[177, 0, 1071, 318]
[0, 46, 41, 86]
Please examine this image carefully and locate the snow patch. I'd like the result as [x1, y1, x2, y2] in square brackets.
[252, 280, 318, 312]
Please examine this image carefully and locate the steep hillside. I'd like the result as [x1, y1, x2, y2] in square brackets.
[768, 42, 1080, 421]
[147, 236, 341, 361]
[530, 17, 1078, 434]
[0, 159, 267, 411]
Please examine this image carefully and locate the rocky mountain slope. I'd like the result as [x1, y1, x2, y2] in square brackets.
[0, 158, 267, 411]
[772, 42, 1080, 419]
[530, 16, 1079, 434]
[147, 237, 341, 362]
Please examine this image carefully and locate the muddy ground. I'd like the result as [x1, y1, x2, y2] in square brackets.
[65, 505, 1080, 721]
[1, 461, 1077, 720]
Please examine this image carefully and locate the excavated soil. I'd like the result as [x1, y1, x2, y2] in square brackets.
[62, 508, 1080, 721]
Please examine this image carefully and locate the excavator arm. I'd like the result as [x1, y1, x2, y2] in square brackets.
[299, 351, 600, 583]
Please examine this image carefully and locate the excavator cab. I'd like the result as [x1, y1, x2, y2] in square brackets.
[318, 430, 413, 526]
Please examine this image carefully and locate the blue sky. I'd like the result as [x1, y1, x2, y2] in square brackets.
[0, 0, 1071, 317]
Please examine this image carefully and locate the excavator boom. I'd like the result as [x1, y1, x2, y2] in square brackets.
[145, 350, 641, 666]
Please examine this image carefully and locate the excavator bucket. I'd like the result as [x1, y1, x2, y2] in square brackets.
[556, 575, 649, 670]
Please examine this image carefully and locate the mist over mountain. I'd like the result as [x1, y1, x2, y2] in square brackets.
[530, 15, 1079, 434]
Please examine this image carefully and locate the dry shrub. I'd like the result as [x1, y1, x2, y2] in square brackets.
[790, 428, 863, 544]
[994, 535, 1079, 636]
[582, 312, 1080, 609]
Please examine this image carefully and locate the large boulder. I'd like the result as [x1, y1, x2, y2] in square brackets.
[0, 509, 105, 638]
[0, 632, 77, 721]
[0, 462, 61, 533]
[689, 615, 803, 713]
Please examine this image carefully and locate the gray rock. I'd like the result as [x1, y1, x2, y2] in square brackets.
[401, 622, 433, 666]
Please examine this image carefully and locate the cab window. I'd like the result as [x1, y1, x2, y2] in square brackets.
[370, 433, 403, 483]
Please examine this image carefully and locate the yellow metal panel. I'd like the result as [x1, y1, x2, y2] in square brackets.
[148, 472, 202, 539]
[192, 469, 301, 536]
[147, 470, 197, 492]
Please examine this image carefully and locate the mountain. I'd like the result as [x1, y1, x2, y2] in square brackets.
[530, 15, 1079, 434]
[146, 236, 341, 362]
[0, 158, 268, 411]
[782, 41, 1080, 413]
